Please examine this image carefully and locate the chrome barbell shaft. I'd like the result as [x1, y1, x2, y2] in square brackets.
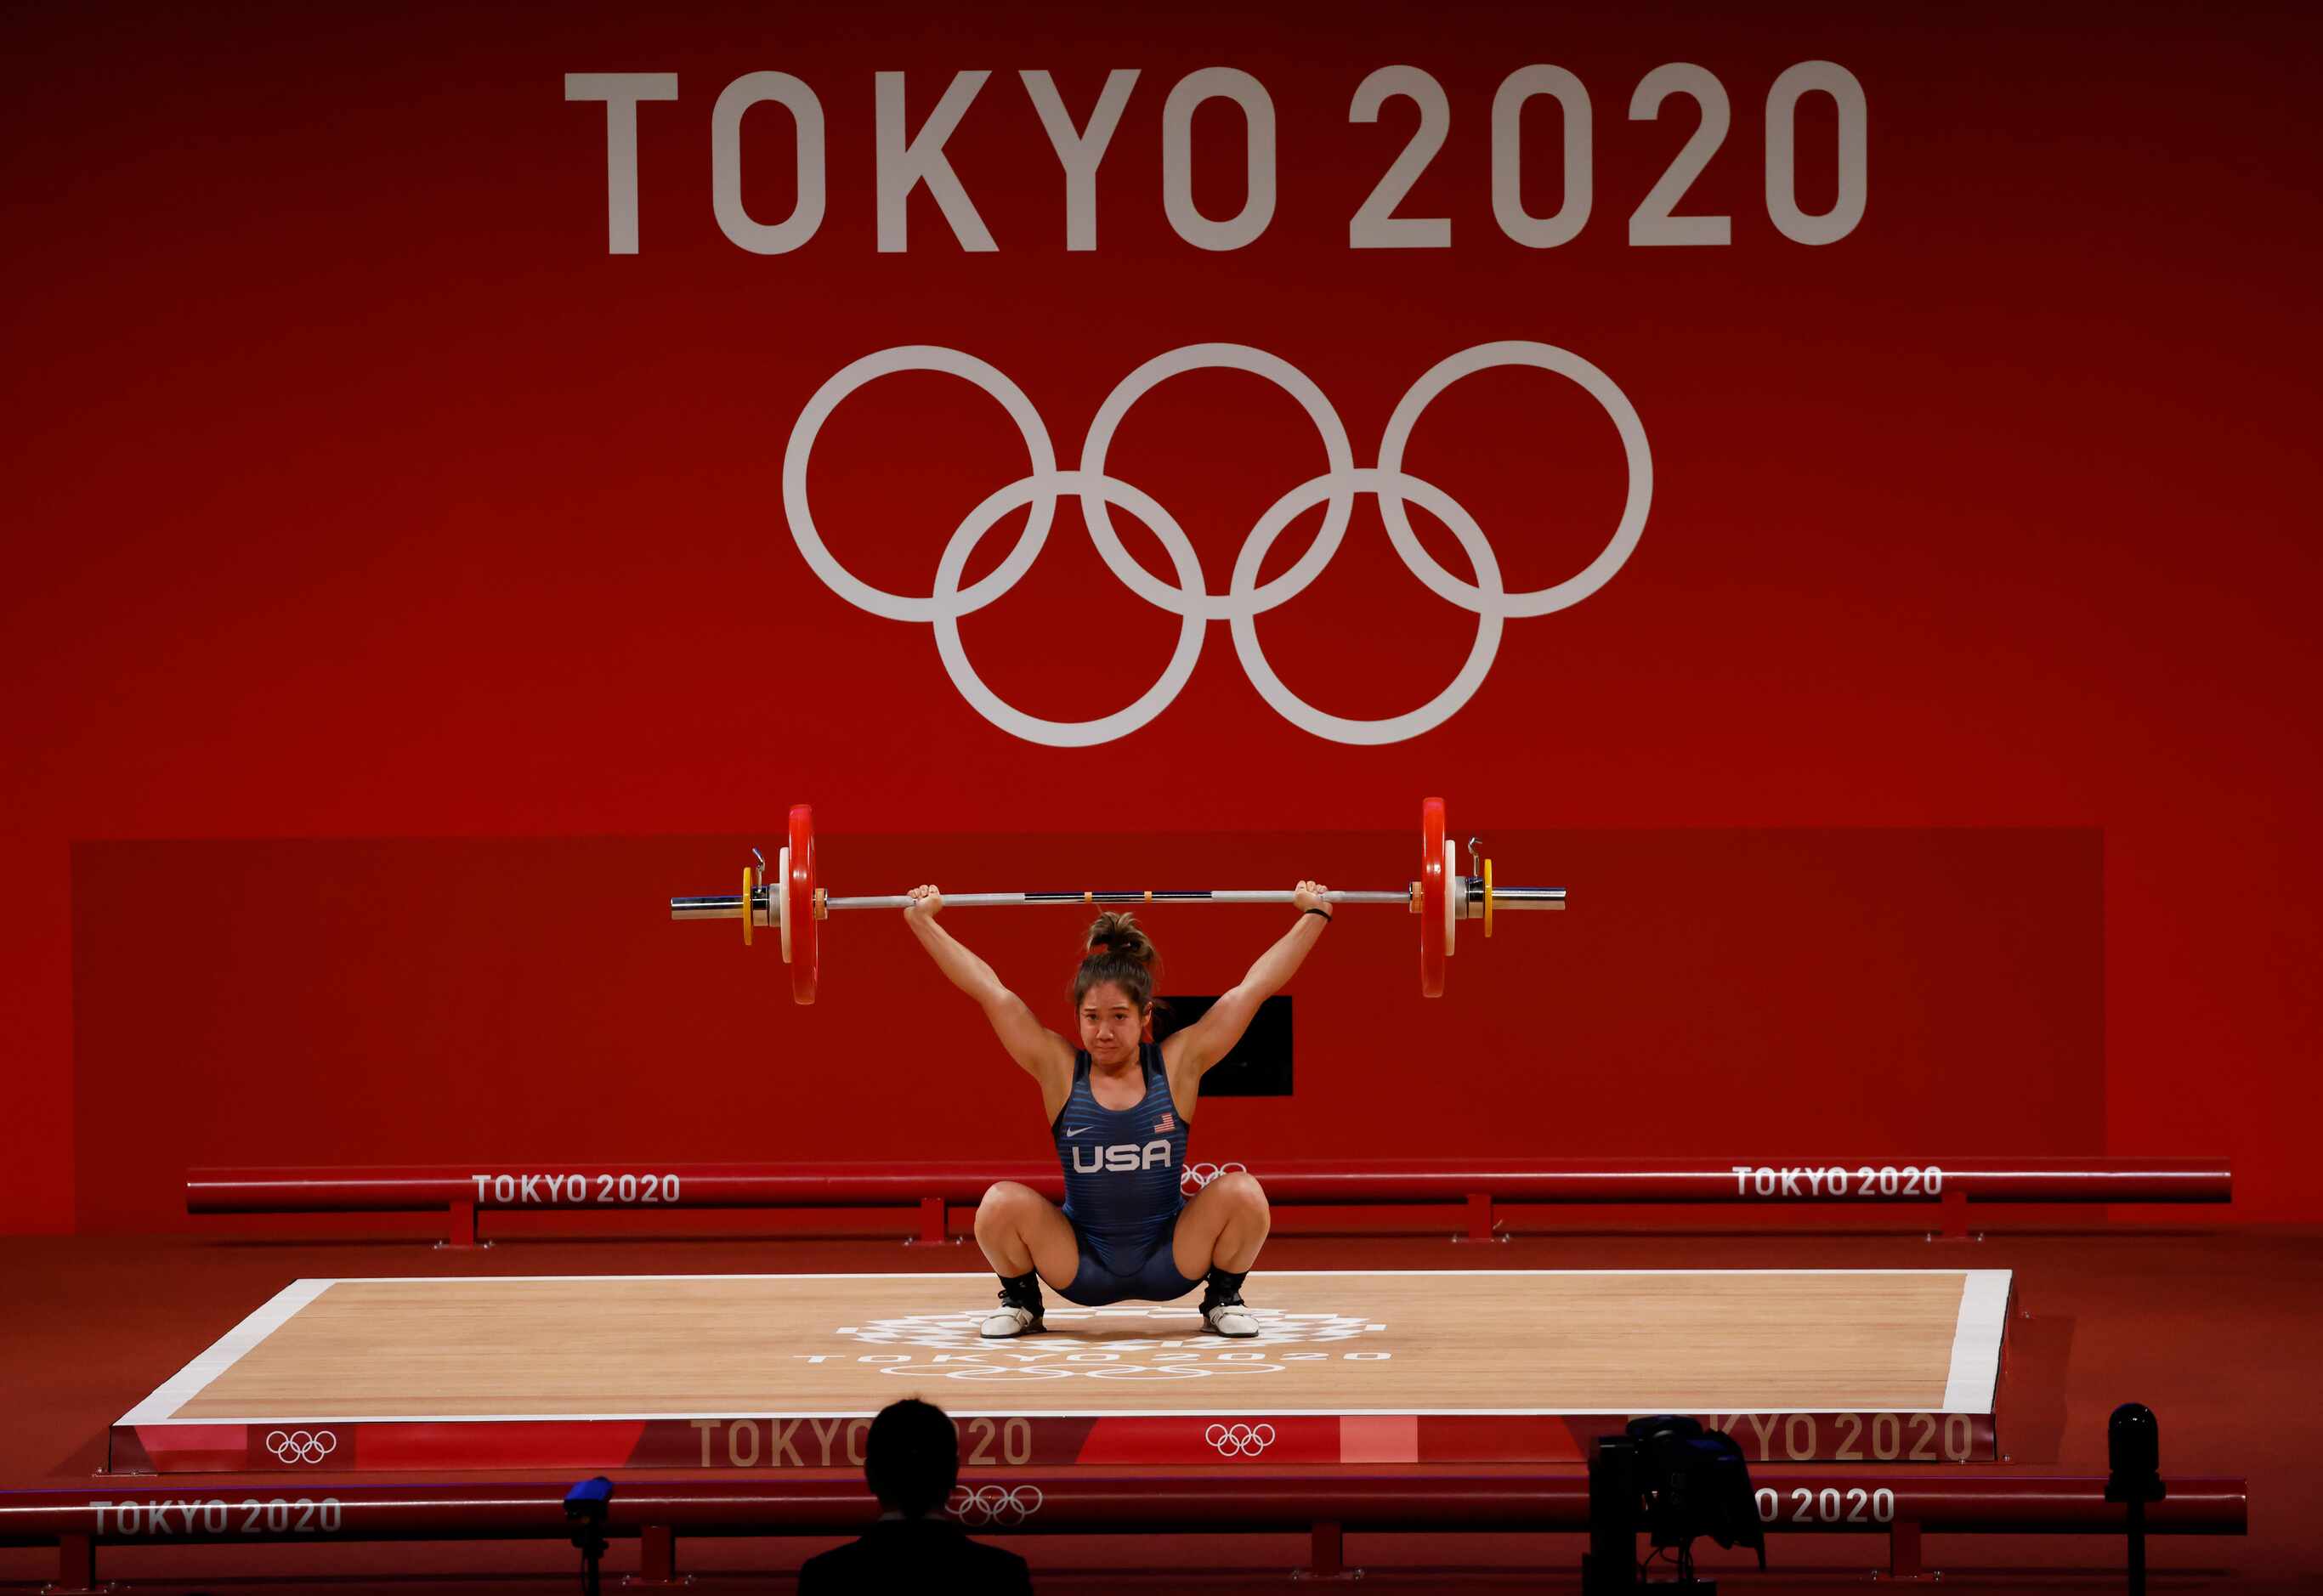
[670, 885, 1567, 920]
[830, 889, 1419, 910]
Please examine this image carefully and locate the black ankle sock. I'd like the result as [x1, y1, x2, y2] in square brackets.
[1000, 1270, 1043, 1310]
[1203, 1267, 1248, 1304]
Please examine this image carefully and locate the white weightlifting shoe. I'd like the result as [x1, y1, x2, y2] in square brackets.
[1201, 1294, 1259, 1338]
[980, 1302, 1044, 1338]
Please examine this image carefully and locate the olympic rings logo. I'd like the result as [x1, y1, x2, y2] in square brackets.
[895, 1361, 1075, 1381]
[949, 1484, 1045, 1526]
[784, 342, 1652, 746]
[262, 1429, 338, 1465]
[1204, 1422, 1278, 1457]
[1181, 1160, 1249, 1193]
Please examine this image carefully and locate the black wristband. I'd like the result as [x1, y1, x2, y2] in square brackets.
[1303, 907, 1333, 923]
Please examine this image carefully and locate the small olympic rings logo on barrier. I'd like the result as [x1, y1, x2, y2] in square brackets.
[1181, 1161, 1249, 1194]
[949, 1484, 1045, 1526]
[1204, 1422, 1277, 1457]
[262, 1429, 338, 1464]
[785, 341, 1652, 747]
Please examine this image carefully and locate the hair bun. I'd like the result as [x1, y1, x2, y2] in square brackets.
[1085, 910, 1157, 966]
[1074, 911, 1162, 1010]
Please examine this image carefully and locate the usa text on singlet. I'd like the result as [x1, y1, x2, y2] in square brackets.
[1051, 1042, 1189, 1271]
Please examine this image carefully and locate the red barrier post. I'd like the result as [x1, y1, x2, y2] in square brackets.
[52, 1530, 106, 1595]
[444, 1192, 477, 1250]
[626, 1522, 683, 1589]
[1306, 1520, 1348, 1578]
[1453, 1191, 1504, 1243]
[1935, 1186, 1973, 1242]
[907, 1196, 951, 1247]
[1890, 1517, 1926, 1579]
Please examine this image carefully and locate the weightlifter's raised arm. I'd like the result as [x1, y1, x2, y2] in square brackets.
[1163, 880, 1333, 1084]
[904, 886, 1073, 1093]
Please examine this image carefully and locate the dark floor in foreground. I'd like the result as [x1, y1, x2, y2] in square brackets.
[2, 1223, 2315, 1593]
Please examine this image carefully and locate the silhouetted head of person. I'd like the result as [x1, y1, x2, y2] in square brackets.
[865, 1398, 960, 1519]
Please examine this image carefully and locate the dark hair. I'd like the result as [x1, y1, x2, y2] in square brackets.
[1073, 911, 1159, 1012]
[864, 1398, 958, 1518]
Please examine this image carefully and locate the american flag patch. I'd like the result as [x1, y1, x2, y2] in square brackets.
[1154, 1112, 1176, 1133]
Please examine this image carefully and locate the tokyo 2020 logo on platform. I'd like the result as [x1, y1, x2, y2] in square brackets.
[829, 1304, 1388, 1380]
[784, 342, 1651, 746]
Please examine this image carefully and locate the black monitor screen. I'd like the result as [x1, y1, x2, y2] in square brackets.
[1151, 994, 1291, 1096]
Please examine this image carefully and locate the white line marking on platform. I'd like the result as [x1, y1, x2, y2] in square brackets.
[1942, 1270, 2013, 1413]
[313, 1268, 1995, 1283]
[126, 1404, 1969, 1424]
[121, 1268, 2011, 1426]
[118, 1278, 335, 1425]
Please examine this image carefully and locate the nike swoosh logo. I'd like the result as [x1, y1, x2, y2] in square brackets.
[1065, 1127, 1096, 1138]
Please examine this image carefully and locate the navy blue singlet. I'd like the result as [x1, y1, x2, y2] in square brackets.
[1051, 1043, 1201, 1305]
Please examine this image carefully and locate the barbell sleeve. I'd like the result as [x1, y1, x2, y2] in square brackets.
[1483, 887, 1567, 910]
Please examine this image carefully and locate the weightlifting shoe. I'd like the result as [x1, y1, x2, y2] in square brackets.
[980, 1298, 1045, 1338]
[1200, 1291, 1259, 1338]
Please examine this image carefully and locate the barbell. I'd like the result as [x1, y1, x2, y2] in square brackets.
[668, 797, 1565, 1005]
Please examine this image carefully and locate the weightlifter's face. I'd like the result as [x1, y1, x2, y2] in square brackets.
[1078, 982, 1147, 1067]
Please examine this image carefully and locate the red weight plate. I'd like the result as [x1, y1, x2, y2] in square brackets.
[1419, 796, 1447, 998]
[788, 804, 819, 1005]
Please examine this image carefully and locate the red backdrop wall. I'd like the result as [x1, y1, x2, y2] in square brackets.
[7, 0, 2318, 1227]
[71, 828, 2101, 1231]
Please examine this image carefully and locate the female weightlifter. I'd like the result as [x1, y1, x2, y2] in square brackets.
[904, 886, 1334, 1338]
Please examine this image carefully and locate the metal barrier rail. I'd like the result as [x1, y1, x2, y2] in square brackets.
[0, 1471, 2249, 1590]
[186, 1157, 2233, 1247]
